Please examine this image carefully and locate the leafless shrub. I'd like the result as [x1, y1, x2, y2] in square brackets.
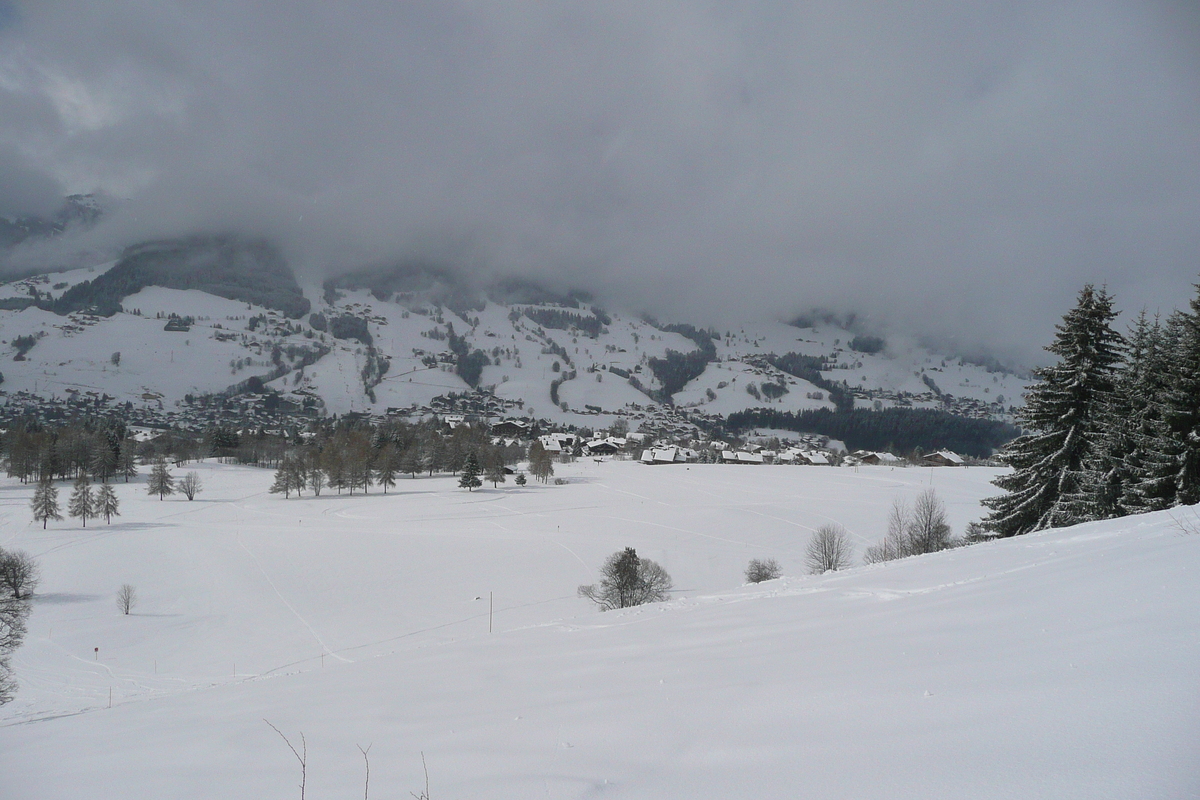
[745, 558, 782, 583]
[805, 524, 854, 573]
[1169, 506, 1200, 536]
[116, 584, 137, 615]
[864, 490, 955, 564]
[579, 548, 673, 610]
[179, 472, 203, 501]
[0, 548, 40, 600]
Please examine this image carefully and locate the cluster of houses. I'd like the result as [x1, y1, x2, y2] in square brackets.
[532, 430, 634, 457]
[639, 444, 969, 468]
[639, 445, 833, 465]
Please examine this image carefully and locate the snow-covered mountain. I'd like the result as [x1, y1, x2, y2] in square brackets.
[0, 247, 1028, 428]
[0, 194, 106, 250]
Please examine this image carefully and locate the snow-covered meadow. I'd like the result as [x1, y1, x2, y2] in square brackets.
[1, 460, 1197, 798]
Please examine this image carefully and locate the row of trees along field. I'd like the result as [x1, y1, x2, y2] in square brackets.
[266, 424, 549, 498]
[1, 417, 531, 480]
[983, 281, 1200, 536]
[4, 421, 140, 484]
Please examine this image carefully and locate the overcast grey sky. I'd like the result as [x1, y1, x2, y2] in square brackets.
[1, 1, 1197, 363]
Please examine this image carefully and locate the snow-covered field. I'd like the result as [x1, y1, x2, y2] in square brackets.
[1, 461, 1196, 798]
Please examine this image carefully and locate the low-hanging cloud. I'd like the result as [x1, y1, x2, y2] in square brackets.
[1, 1, 1198, 364]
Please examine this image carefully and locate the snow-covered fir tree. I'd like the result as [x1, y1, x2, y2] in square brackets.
[96, 483, 120, 524]
[269, 458, 301, 498]
[375, 444, 398, 494]
[1074, 309, 1155, 519]
[484, 452, 507, 488]
[458, 452, 482, 491]
[982, 285, 1123, 536]
[30, 480, 62, 529]
[147, 458, 175, 500]
[68, 474, 95, 527]
[1158, 284, 1200, 505]
[118, 440, 139, 482]
[1114, 313, 1175, 513]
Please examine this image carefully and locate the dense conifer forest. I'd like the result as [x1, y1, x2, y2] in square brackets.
[982, 282, 1200, 536]
[727, 407, 1018, 458]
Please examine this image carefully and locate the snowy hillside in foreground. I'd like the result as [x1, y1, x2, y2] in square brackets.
[0, 462, 1196, 799]
[0, 263, 1027, 425]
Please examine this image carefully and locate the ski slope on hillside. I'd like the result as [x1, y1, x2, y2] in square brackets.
[0, 461, 1196, 798]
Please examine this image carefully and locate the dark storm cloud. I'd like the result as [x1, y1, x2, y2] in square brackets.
[1, 1, 1197, 363]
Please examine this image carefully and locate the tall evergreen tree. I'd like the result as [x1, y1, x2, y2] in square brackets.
[1075, 310, 1157, 519]
[96, 483, 120, 524]
[1123, 316, 1180, 510]
[458, 452, 482, 491]
[484, 447, 507, 488]
[269, 458, 299, 498]
[375, 444, 398, 494]
[90, 441, 118, 483]
[400, 445, 422, 479]
[1159, 283, 1200, 505]
[982, 285, 1123, 536]
[147, 457, 175, 500]
[118, 439, 139, 483]
[68, 474, 95, 527]
[30, 480, 61, 529]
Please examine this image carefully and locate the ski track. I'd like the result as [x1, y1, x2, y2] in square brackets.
[234, 531, 351, 663]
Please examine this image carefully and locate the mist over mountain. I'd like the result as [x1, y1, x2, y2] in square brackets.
[1, 2, 1198, 366]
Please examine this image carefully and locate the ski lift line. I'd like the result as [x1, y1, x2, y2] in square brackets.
[377, 365, 440, 382]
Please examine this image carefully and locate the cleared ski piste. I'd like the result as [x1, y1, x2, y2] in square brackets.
[1, 460, 1197, 799]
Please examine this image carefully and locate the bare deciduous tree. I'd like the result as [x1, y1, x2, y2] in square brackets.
[864, 490, 956, 564]
[0, 596, 29, 705]
[908, 489, 953, 554]
[805, 524, 854, 573]
[0, 548, 40, 600]
[745, 557, 781, 583]
[117, 584, 137, 615]
[179, 472, 203, 500]
[579, 547, 673, 610]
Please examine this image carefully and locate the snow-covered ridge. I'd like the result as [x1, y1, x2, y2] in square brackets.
[0, 259, 1028, 425]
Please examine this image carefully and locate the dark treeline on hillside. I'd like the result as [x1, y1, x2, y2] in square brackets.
[983, 282, 1200, 537]
[766, 352, 855, 412]
[727, 407, 1018, 459]
[520, 307, 605, 338]
[647, 323, 719, 401]
[49, 236, 310, 319]
[445, 323, 490, 388]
